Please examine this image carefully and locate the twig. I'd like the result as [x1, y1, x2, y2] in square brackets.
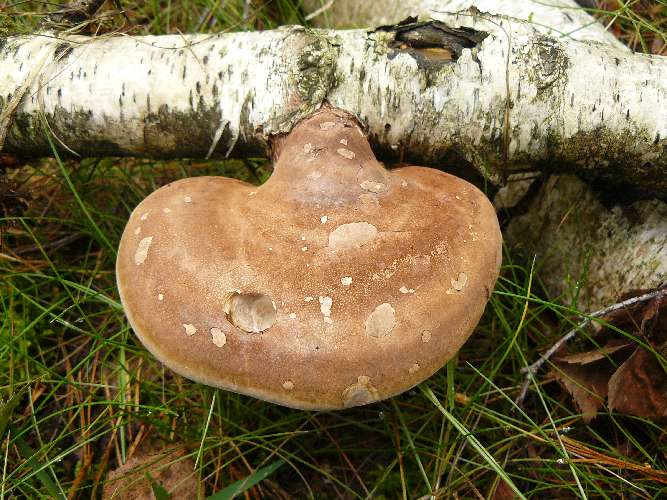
[515, 287, 667, 405]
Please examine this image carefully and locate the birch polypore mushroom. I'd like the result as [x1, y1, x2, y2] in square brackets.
[116, 106, 502, 410]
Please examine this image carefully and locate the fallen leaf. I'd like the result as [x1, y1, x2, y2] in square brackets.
[550, 288, 667, 422]
[103, 446, 196, 500]
[558, 340, 632, 365]
[608, 346, 667, 419]
[552, 359, 614, 422]
[491, 478, 517, 500]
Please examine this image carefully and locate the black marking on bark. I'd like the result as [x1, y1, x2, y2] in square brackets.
[528, 37, 569, 93]
[54, 43, 73, 60]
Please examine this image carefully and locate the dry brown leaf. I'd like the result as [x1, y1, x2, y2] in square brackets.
[608, 346, 667, 419]
[552, 289, 667, 422]
[552, 359, 614, 422]
[558, 341, 632, 365]
[102, 446, 197, 499]
[491, 478, 516, 500]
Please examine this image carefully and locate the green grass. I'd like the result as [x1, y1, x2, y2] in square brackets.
[1, 0, 667, 498]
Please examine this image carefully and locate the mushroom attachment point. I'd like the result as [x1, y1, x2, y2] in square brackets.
[116, 106, 502, 410]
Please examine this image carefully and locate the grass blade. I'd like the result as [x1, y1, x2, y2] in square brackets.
[207, 459, 284, 500]
[421, 386, 526, 500]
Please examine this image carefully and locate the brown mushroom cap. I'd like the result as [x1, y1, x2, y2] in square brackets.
[116, 107, 502, 410]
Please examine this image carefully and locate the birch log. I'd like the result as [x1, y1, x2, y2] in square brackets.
[1, 10, 666, 194]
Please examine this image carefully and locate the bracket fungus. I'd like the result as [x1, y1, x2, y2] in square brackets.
[116, 106, 502, 410]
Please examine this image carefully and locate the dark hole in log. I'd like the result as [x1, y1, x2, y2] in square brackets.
[379, 17, 488, 68]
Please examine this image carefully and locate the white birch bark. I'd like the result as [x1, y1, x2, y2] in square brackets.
[1, 4, 666, 194]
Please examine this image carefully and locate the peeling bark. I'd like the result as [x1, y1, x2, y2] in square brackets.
[1, 11, 666, 194]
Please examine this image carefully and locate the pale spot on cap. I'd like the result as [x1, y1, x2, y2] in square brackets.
[358, 193, 380, 208]
[249, 191, 257, 196]
[303, 143, 312, 154]
[210, 327, 227, 347]
[134, 236, 153, 265]
[339, 138, 348, 145]
[320, 215, 328, 224]
[158, 293, 164, 301]
[320, 121, 336, 130]
[342, 375, 378, 408]
[360, 180, 386, 193]
[283, 380, 294, 390]
[301, 246, 308, 252]
[140, 212, 150, 221]
[319, 296, 333, 320]
[162, 207, 171, 213]
[451, 272, 468, 291]
[134, 227, 141, 235]
[337, 148, 355, 160]
[409, 363, 420, 374]
[399, 286, 415, 294]
[224, 292, 277, 334]
[328, 222, 378, 252]
[183, 323, 197, 336]
[184, 195, 192, 203]
[304, 296, 314, 302]
[365, 303, 396, 338]
[289, 312, 297, 319]
[421, 330, 432, 343]
[341, 276, 353, 286]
